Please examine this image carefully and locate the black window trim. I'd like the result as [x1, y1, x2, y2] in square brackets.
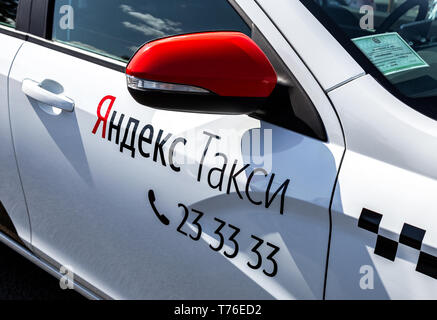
[0, 0, 125, 72]
[0, 0, 255, 70]
[21, 0, 254, 74]
[0, 23, 26, 39]
[0, 0, 257, 79]
[0, 0, 30, 39]
[27, 34, 127, 73]
[28, 0, 126, 72]
[299, 0, 437, 120]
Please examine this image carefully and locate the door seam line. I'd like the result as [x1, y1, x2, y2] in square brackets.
[7, 41, 34, 249]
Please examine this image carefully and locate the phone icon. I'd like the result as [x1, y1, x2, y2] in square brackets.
[148, 189, 170, 226]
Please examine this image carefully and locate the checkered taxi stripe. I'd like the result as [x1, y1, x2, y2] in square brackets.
[358, 208, 437, 280]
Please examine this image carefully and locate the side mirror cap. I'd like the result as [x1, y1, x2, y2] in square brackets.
[126, 32, 277, 114]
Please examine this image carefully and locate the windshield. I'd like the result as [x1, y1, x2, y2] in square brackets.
[310, 0, 437, 101]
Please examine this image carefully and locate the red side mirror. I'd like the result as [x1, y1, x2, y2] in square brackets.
[126, 32, 277, 114]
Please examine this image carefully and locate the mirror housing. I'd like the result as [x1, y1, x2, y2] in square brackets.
[126, 32, 277, 114]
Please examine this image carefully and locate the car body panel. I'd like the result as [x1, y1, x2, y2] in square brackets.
[327, 75, 437, 299]
[0, 30, 30, 245]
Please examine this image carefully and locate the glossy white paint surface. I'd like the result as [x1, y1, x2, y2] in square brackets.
[7, 16, 343, 298]
[0, 32, 30, 244]
[327, 75, 437, 299]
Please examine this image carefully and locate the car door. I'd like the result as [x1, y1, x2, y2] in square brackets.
[8, 0, 344, 299]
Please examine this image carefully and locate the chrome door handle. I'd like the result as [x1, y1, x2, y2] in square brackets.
[22, 79, 75, 112]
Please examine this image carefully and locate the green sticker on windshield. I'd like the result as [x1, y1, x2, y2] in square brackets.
[352, 32, 429, 75]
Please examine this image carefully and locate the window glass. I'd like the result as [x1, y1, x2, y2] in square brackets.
[52, 0, 251, 62]
[0, 0, 19, 28]
[310, 0, 437, 101]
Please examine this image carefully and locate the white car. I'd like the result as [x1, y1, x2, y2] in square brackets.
[1, 0, 437, 300]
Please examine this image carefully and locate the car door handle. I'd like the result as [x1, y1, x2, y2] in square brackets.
[22, 79, 75, 112]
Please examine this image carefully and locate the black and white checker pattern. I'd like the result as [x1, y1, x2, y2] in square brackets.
[358, 208, 437, 280]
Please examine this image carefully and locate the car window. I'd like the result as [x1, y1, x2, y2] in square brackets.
[0, 0, 19, 28]
[51, 0, 251, 62]
[308, 0, 437, 104]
